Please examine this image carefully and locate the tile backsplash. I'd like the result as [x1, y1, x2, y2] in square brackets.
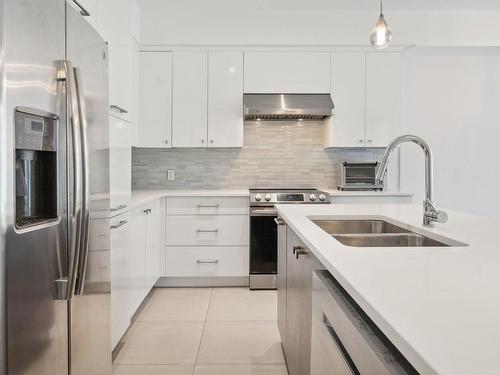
[132, 122, 384, 190]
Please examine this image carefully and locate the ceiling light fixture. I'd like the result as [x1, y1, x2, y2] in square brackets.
[370, 0, 392, 50]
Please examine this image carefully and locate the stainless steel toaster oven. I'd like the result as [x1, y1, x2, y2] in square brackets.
[338, 161, 383, 191]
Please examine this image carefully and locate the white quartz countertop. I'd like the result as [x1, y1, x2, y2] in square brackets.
[275, 203, 500, 375]
[326, 189, 414, 197]
[128, 189, 250, 209]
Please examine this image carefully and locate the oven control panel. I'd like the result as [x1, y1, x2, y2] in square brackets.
[250, 190, 330, 205]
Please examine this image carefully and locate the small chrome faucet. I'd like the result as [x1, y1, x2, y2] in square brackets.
[375, 135, 448, 227]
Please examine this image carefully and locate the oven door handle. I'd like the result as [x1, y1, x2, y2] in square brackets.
[250, 208, 278, 216]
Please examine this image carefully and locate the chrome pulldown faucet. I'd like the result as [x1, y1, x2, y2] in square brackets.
[375, 135, 448, 227]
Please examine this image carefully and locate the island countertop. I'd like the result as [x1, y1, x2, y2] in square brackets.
[275, 203, 500, 375]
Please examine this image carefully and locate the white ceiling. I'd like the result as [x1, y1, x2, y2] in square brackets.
[136, 0, 500, 12]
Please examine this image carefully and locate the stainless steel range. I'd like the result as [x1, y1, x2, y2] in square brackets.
[249, 188, 330, 289]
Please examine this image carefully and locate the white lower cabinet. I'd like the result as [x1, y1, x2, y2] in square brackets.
[111, 199, 163, 349]
[164, 196, 249, 285]
[165, 247, 248, 277]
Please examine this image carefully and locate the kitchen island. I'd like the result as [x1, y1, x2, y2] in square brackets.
[275, 203, 500, 375]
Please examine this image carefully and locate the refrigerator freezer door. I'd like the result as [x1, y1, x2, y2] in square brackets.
[4, 1, 69, 375]
[66, 3, 111, 375]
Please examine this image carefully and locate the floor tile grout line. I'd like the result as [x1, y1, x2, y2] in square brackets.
[192, 287, 214, 375]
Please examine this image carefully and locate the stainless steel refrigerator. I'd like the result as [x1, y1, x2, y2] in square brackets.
[0, 1, 111, 374]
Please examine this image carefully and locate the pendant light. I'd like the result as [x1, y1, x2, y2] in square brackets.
[370, 0, 392, 49]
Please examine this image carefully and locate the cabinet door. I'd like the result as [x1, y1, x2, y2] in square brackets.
[365, 53, 402, 147]
[109, 115, 131, 211]
[138, 52, 173, 147]
[145, 200, 163, 290]
[285, 227, 304, 375]
[328, 53, 366, 147]
[172, 51, 208, 147]
[276, 219, 287, 352]
[244, 52, 331, 93]
[68, 0, 97, 29]
[208, 52, 244, 147]
[95, 0, 134, 45]
[108, 43, 133, 122]
[127, 206, 148, 313]
[111, 212, 131, 349]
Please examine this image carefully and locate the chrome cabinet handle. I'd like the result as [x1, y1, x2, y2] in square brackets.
[111, 220, 128, 229]
[196, 229, 219, 233]
[74, 67, 91, 296]
[73, 0, 90, 16]
[196, 259, 219, 264]
[110, 104, 128, 114]
[111, 204, 127, 212]
[143, 208, 152, 214]
[274, 217, 285, 225]
[197, 204, 219, 208]
[293, 246, 304, 255]
[295, 249, 308, 259]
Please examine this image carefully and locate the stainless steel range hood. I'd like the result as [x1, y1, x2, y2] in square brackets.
[243, 93, 334, 121]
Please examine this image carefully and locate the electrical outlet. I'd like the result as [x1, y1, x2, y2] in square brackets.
[167, 169, 175, 181]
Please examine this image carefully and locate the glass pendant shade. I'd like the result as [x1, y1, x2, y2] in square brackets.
[370, 6, 392, 49]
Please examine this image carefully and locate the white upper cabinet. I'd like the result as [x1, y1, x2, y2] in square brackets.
[365, 53, 402, 147]
[208, 52, 244, 148]
[95, 0, 139, 45]
[108, 43, 133, 122]
[328, 53, 366, 147]
[68, 0, 97, 29]
[325, 52, 401, 148]
[138, 52, 173, 148]
[244, 52, 331, 93]
[172, 52, 208, 147]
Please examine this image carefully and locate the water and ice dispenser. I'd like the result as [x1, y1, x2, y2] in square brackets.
[15, 109, 58, 229]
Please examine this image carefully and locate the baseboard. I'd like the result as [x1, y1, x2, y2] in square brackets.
[155, 276, 250, 287]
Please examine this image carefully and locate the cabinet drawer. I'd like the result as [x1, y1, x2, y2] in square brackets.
[166, 196, 248, 215]
[165, 246, 249, 277]
[166, 215, 249, 246]
[89, 218, 109, 251]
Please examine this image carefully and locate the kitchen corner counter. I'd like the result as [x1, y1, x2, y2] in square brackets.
[128, 189, 250, 209]
[275, 203, 500, 375]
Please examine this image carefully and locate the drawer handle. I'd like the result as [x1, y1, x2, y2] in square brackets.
[110, 104, 128, 114]
[111, 220, 128, 229]
[197, 204, 220, 208]
[295, 249, 308, 259]
[322, 314, 359, 374]
[196, 229, 219, 233]
[293, 246, 304, 255]
[274, 217, 285, 225]
[196, 259, 219, 264]
[110, 204, 127, 212]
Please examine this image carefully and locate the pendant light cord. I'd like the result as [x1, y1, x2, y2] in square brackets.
[380, 0, 383, 16]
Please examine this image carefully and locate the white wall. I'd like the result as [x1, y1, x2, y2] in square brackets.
[401, 47, 500, 218]
[139, 9, 500, 47]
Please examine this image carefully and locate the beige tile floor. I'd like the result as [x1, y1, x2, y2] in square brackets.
[113, 287, 289, 375]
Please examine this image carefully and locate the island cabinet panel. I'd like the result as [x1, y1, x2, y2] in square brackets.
[282, 226, 324, 375]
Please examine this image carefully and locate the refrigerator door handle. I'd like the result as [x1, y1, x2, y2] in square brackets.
[73, 67, 91, 296]
[64, 60, 83, 300]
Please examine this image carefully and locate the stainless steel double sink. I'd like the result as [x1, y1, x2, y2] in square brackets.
[312, 219, 452, 247]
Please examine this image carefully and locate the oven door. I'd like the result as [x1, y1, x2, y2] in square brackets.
[250, 207, 278, 289]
